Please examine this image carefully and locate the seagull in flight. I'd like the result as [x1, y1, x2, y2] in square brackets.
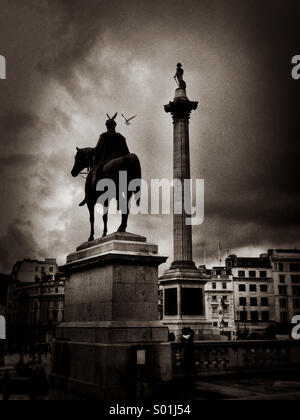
[122, 114, 137, 125]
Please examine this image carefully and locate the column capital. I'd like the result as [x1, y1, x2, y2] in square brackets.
[164, 98, 198, 122]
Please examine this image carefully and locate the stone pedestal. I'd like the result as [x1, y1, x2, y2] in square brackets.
[160, 266, 219, 341]
[50, 233, 172, 400]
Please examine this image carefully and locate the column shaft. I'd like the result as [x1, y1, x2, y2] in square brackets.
[173, 119, 193, 264]
[164, 92, 198, 270]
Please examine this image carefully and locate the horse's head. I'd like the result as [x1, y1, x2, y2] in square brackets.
[71, 147, 87, 177]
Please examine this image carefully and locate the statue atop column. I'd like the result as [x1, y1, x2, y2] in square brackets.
[174, 63, 186, 89]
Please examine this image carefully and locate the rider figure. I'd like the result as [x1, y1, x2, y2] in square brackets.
[79, 114, 130, 207]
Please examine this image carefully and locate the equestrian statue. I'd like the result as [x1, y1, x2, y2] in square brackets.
[71, 113, 141, 241]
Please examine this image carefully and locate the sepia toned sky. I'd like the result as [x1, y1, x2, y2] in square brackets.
[0, 0, 299, 273]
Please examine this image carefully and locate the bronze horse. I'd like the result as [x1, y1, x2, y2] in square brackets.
[71, 148, 141, 241]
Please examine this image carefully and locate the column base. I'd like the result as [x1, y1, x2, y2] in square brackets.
[159, 265, 221, 341]
[171, 260, 197, 270]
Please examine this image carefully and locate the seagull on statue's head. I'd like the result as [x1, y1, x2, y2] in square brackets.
[122, 114, 137, 126]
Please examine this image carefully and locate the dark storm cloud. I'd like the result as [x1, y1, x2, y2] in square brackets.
[0, 110, 36, 135]
[0, 110, 40, 152]
[38, 0, 109, 70]
[0, 220, 45, 269]
[0, 0, 300, 272]
[0, 153, 36, 174]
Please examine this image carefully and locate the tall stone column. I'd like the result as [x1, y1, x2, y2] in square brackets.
[160, 78, 217, 341]
[164, 88, 198, 269]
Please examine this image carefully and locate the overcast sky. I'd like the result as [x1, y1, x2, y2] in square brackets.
[0, 0, 299, 273]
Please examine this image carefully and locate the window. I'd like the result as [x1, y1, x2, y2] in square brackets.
[260, 285, 268, 293]
[250, 298, 258, 307]
[222, 296, 228, 301]
[290, 264, 300, 272]
[262, 312, 270, 322]
[249, 271, 256, 278]
[53, 311, 58, 322]
[260, 271, 267, 278]
[212, 296, 217, 301]
[212, 307, 219, 315]
[293, 299, 300, 310]
[292, 286, 300, 297]
[238, 271, 245, 278]
[261, 298, 269, 307]
[279, 263, 284, 272]
[35, 267, 39, 272]
[239, 284, 246, 292]
[249, 285, 257, 293]
[280, 312, 288, 323]
[49, 267, 54, 272]
[291, 275, 300, 284]
[223, 322, 229, 328]
[279, 275, 286, 284]
[239, 297, 247, 306]
[213, 322, 218, 327]
[212, 283, 217, 290]
[279, 299, 287, 309]
[251, 312, 259, 322]
[222, 283, 227, 290]
[55, 288, 58, 294]
[41, 267, 45, 273]
[240, 311, 248, 322]
[279, 286, 287, 296]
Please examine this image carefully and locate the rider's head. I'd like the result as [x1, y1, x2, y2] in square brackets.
[106, 119, 117, 131]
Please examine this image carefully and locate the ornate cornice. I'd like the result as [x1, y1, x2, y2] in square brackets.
[164, 98, 198, 122]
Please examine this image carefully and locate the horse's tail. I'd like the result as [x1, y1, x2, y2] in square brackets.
[130, 154, 142, 207]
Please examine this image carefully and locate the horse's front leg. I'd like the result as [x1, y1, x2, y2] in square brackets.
[102, 199, 109, 237]
[118, 213, 128, 233]
[118, 194, 131, 233]
[88, 203, 95, 242]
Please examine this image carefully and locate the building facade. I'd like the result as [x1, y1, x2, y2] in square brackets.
[160, 249, 299, 341]
[7, 258, 66, 347]
[226, 255, 276, 338]
[268, 249, 300, 329]
[11, 258, 58, 284]
[204, 266, 236, 340]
